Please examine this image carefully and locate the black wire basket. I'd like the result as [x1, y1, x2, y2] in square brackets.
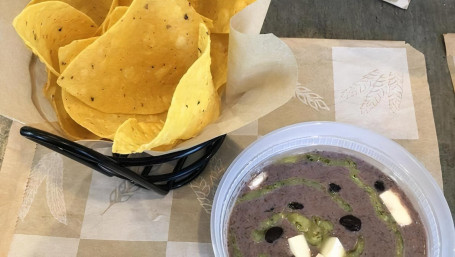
[20, 126, 225, 195]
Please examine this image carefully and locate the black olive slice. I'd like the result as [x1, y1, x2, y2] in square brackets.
[340, 215, 362, 231]
[265, 226, 283, 243]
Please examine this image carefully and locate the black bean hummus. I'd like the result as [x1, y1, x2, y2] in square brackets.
[228, 151, 426, 257]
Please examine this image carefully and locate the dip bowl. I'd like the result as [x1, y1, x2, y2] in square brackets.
[211, 122, 455, 257]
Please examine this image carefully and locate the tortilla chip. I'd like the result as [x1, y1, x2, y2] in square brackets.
[106, 6, 129, 30]
[13, 1, 98, 75]
[39, 39, 99, 140]
[59, 37, 98, 72]
[113, 23, 220, 153]
[118, 0, 133, 6]
[43, 69, 54, 101]
[57, 36, 166, 139]
[62, 90, 166, 139]
[99, 0, 131, 34]
[27, 0, 113, 26]
[211, 33, 229, 91]
[94, 0, 118, 35]
[44, 73, 100, 140]
[111, 119, 164, 151]
[98, 17, 111, 35]
[40, 37, 99, 140]
[188, 0, 256, 33]
[58, 0, 204, 115]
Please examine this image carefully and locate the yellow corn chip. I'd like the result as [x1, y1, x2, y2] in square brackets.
[188, 0, 256, 33]
[58, 0, 204, 114]
[27, 0, 114, 26]
[13, 1, 98, 75]
[62, 91, 166, 139]
[113, 23, 220, 153]
[46, 72, 100, 140]
[59, 37, 98, 72]
[106, 6, 129, 30]
[58, 36, 166, 139]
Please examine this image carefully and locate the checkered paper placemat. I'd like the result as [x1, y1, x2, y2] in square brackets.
[1, 38, 441, 257]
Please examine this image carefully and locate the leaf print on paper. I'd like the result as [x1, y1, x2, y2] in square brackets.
[191, 178, 212, 213]
[339, 69, 404, 114]
[387, 72, 404, 113]
[46, 159, 67, 224]
[102, 180, 140, 215]
[18, 152, 67, 225]
[18, 160, 47, 222]
[295, 85, 330, 111]
[340, 69, 381, 100]
[361, 73, 388, 114]
[190, 157, 225, 214]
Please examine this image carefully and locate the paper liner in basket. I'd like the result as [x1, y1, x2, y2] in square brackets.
[0, 0, 298, 154]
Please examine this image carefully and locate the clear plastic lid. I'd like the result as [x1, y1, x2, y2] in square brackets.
[211, 122, 455, 257]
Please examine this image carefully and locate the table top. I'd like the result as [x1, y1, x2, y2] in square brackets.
[259, 0, 455, 221]
[0, 1, 454, 255]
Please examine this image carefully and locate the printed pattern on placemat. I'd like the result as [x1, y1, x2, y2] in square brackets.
[7, 40, 441, 257]
[80, 171, 173, 241]
[332, 47, 418, 139]
[0, 115, 12, 170]
[14, 146, 92, 239]
[19, 152, 67, 225]
[339, 69, 404, 114]
[295, 84, 330, 112]
[168, 134, 257, 244]
[190, 157, 225, 214]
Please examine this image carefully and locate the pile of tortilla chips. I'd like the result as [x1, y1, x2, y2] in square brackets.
[13, 0, 255, 153]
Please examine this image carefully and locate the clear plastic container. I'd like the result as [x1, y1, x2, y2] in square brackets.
[211, 122, 455, 257]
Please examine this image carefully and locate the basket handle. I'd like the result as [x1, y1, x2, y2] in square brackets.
[19, 126, 168, 194]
